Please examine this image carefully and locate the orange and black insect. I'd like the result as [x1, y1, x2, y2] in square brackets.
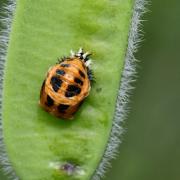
[39, 48, 93, 119]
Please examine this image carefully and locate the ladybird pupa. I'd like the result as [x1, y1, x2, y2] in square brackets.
[39, 48, 93, 119]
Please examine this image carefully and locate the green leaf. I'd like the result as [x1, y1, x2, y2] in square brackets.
[0, 0, 146, 179]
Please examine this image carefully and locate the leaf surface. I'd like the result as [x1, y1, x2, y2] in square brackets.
[2, 0, 134, 179]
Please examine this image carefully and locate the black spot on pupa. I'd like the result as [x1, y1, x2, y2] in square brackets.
[61, 64, 70, 68]
[74, 78, 83, 86]
[51, 76, 62, 92]
[67, 85, 81, 94]
[56, 69, 65, 76]
[79, 70, 85, 78]
[65, 85, 81, 97]
[58, 104, 70, 113]
[45, 95, 54, 107]
[65, 91, 75, 97]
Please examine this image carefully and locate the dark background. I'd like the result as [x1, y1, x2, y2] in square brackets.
[1, 0, 180, 180]
[105, 0, 180, 180]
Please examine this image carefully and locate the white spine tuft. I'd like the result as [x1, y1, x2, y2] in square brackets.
[0, 0, 19, 179]
[76, 47, 83, 57]
[82, 52, 90, 59]
[92, 0, 149, 179]
[85, 59, 92, 67]
[78, 47, 83, 54]
[70, 49, 75, 58]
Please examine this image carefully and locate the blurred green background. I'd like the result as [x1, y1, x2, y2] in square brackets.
[105, 0, 180, 180]
[1, 0, 180, 180]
